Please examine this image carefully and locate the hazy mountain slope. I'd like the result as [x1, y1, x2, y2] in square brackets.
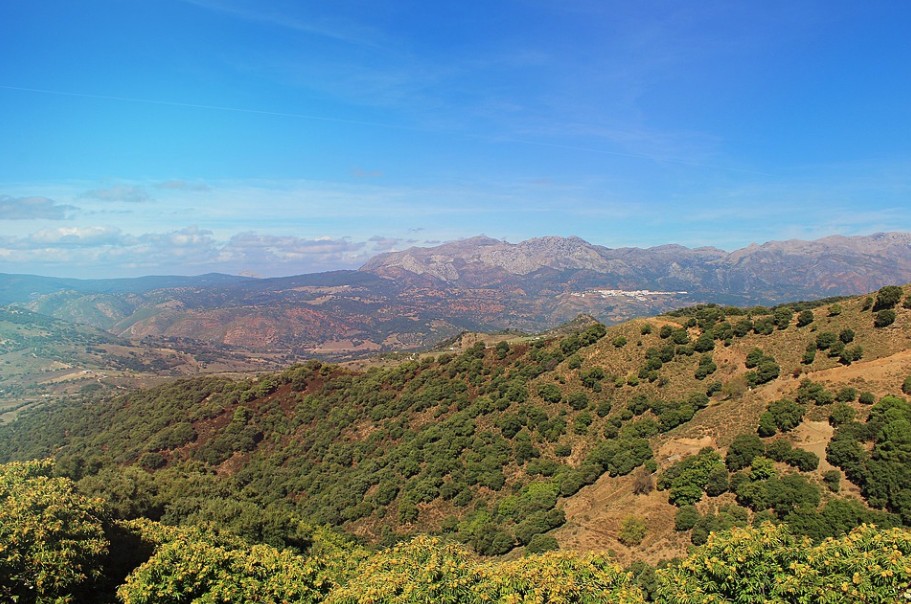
[0, 272, 251, 305]
[363, 232, 911, 298]
[0, 305, 289, 420]
[8, 232, 911, 357]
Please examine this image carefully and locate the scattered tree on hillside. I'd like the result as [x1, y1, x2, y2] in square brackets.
[874, 309, 896, 328]
[874, 285, 904, 311]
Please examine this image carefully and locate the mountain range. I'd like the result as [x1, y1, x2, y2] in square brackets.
[3, 232, 911, 359]
[364, 232, 911, 295]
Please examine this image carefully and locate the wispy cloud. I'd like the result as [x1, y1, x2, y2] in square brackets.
[25, 226, 128, 247]
[368, 235, 416, 252]
[154, 179, 211, 192]
[351, 168, 384, 180]
[81, 185, 150, 203]
[222, 232, 368, 267]
[0, 196, 76, 220]
[181, 0, 391, 49]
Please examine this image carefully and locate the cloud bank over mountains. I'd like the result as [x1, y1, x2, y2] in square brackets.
[0, 169, 908, 279]
[0, 225, 409, 278]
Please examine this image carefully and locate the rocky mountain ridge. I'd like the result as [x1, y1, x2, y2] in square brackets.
[362, 232, 911, 297]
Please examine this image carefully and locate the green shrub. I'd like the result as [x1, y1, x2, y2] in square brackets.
[874, 309, 896, 328]
[659, 448, 728, 505]
[802, 342, 816, 365]
[726, 434, 765, 471]
[836, 387, 857, 402]
[567, 392, 589, 411]
[618, 516, 648, 546]
[874, 285, 904, 311]
[674, 505, 700, 531]
[538, 384, 563, 403]
[766, 398, 805, 432]
[524, 534, 559, 554]
[829, 403, 856, 427]
[795, 379, 834, 405]
[823, 470, 841, 492]
[816, 332, 837, 350]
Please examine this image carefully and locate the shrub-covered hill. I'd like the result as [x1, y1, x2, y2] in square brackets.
[1, 285, 911, 565]
[3, 459, 911, 604]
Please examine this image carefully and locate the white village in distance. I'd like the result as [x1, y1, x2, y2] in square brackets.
[571, 288, 688, 300]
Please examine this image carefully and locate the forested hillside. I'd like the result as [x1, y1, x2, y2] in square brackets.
[2, 285, 911, 601]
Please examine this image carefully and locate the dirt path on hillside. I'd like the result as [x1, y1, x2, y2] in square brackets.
[790, 420, 834, 471]
[804, 348, 911, 391]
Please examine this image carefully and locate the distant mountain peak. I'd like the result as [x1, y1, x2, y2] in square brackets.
[361, 235, 615, 281]
[361, 232, 911, 297]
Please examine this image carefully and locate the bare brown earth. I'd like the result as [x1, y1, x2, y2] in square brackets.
[555, 473, 690, 564]
[806, 347, 911, 394]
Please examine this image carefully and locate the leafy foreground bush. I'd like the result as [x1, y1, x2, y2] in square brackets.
[118, 524, 334, 604]
[325, 535, 645, 604]
[0, 460, 108, 603]
[656, 523, 911, 604]
[3, 460, 911, 603]
[111, 524, 911, 604]
[125, 531, 646, 604]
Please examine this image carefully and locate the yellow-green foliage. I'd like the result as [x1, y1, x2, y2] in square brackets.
[0, 460, 108, 603]
[2, 463, 911, 604]
[325, 536, 487, 604]
[118, 530, 331, 604]
[486, 551, 645, 603]
[116, 518, 365, 604]
[326, 535, 645, 604]
[656, 522, 911, 603]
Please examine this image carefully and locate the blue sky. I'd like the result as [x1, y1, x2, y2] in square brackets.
[1, 1, 909, 278]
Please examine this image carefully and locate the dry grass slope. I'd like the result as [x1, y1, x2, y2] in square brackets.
[553, 286, 911, 563]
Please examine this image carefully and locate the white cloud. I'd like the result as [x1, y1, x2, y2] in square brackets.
[0, 196, 76, 220]
[221, 232, 369, 269]
[25, 226, 129, 247]
[181, 0, 391, 49]
[0, 226, 419, 277]
[368, 235, 416, 252]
